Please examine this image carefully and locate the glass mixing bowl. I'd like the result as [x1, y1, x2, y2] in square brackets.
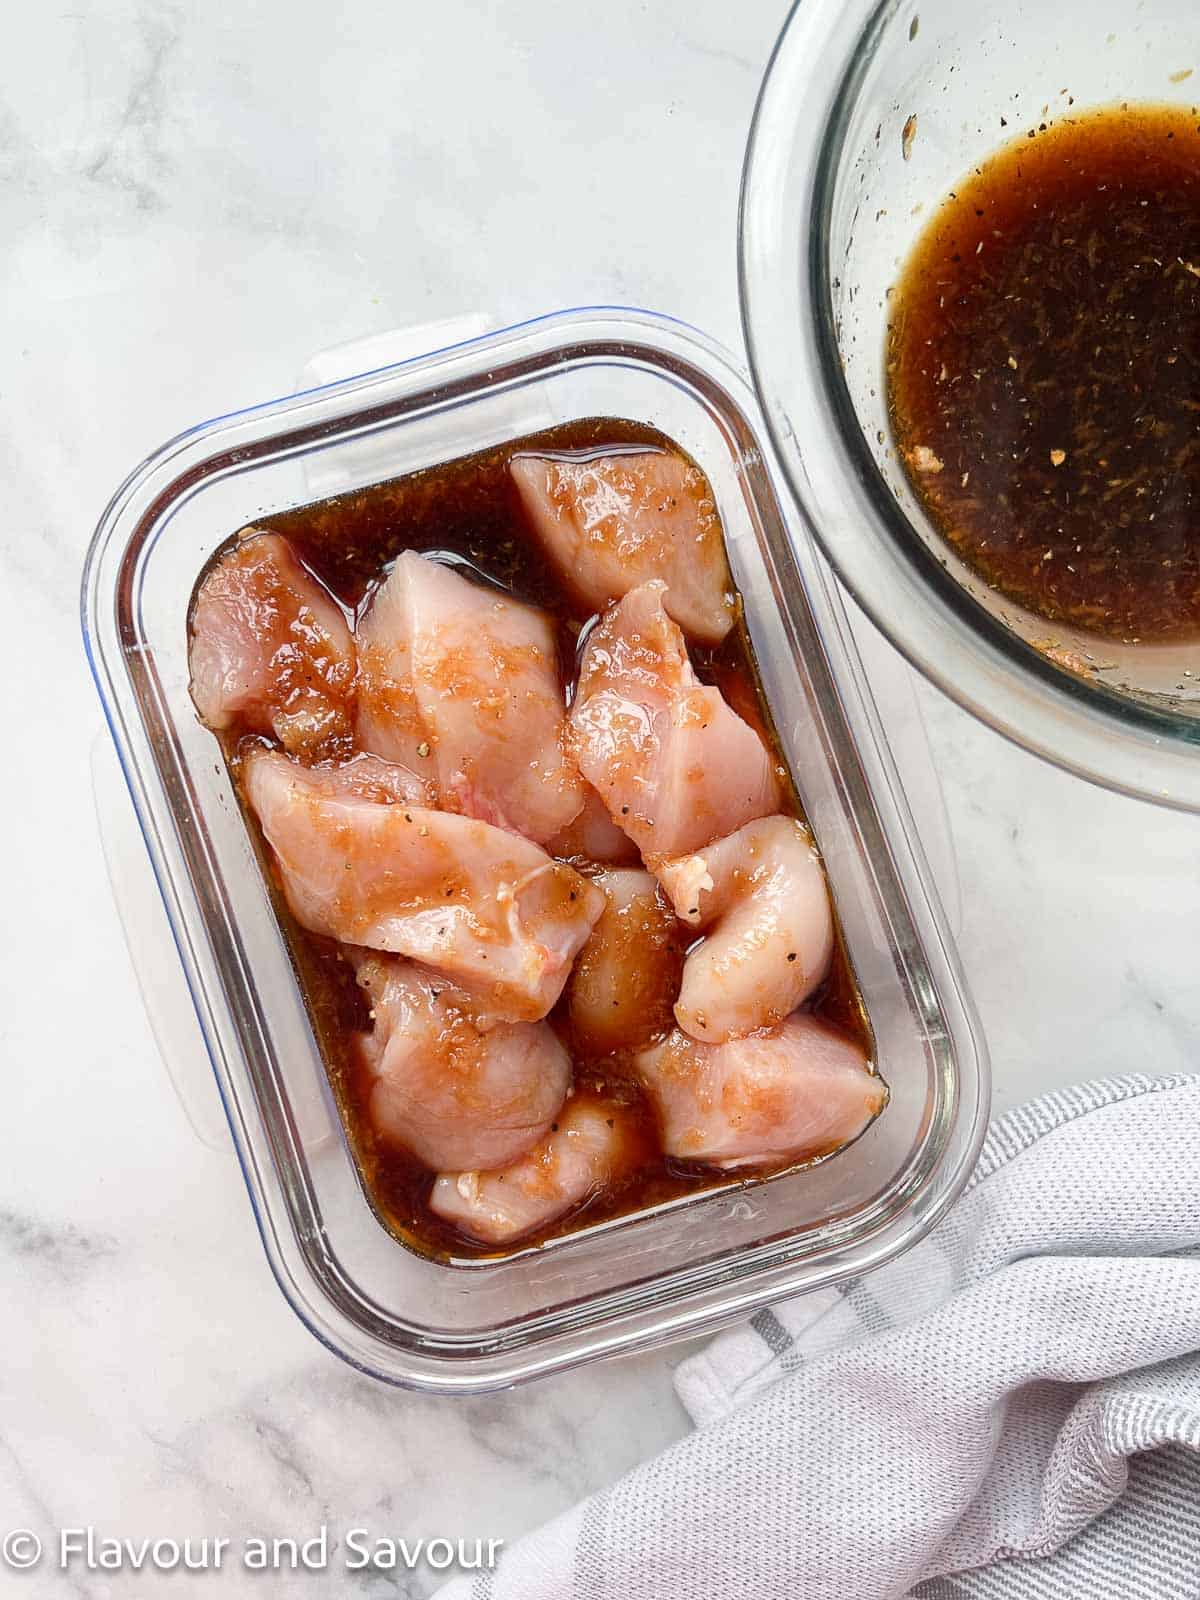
[741, 0, 1200, 809]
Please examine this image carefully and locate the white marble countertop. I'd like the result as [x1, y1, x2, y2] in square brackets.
[4, 2, 1199, 1595]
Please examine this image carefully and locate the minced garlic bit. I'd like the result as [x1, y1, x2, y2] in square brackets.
[901, 113, 917, 161]
[416, 740, 431, 758]
[1039, 643, 1096, 675]
[910, 444, 943, 473]
[1050, 448, 1067, 466]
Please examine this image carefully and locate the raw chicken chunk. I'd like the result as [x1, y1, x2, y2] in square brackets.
[653, 816, 834, 1043]
[429, 1094, 648, 1246]
[242, 748, 604, 1020]
[635, 1017, 885, 1169]
[546, 783, 639, 866]
[188, 530, 355, 757]
[353, 553, 425, 771]
[566, 870, 685, 1056]
[510, 450, 736, 643]
[355, 551, 583, 843]
[263, 749, 433, 807]
[352, 954, 569, 1171]
[569, 582, 782, 856]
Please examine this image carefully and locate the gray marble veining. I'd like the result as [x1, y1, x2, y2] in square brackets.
[1, 2, 1198, 1595]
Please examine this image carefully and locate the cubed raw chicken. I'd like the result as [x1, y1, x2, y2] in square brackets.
[546, 783, 639, 866]
[355, 551, 584, 843]
[510, 450, 736, 644]
[188, 530, 356, 758]
[255, 748, 433, 806]
[566, 869, 685, 1056]
[569, 581, 782, 856]
[242, 748, 604, 1021]
[352, 954, 569, 1172]
[353, 556, 425, 771]
[635, 1017, 885, 1169]
[653, 816, 834, 1043]
[429, 1093, 648, 1246]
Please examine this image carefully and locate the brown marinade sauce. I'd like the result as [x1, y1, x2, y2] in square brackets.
[219, 418, 872, 1260]
[887, 104, 1200, 641]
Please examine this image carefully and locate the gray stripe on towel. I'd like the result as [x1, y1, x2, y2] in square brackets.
[750, 1308, 794, 1357]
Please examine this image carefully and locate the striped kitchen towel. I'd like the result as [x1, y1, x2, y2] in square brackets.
[436, 1074, 1200, 1600]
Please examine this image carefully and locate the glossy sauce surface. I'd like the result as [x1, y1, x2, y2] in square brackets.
[888, 104, 1200, 641]
[220, 419, 872, 1259]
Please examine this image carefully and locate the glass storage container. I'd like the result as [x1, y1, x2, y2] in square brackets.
[82, 308, 987, 1391]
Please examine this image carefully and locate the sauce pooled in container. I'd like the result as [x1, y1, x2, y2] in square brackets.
[187, 418, 880, 1260]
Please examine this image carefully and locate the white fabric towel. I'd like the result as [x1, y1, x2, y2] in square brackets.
[435, 1073, 1200, 1600]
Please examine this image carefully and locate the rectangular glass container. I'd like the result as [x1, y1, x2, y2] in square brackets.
[82, 308, 988, 1392]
